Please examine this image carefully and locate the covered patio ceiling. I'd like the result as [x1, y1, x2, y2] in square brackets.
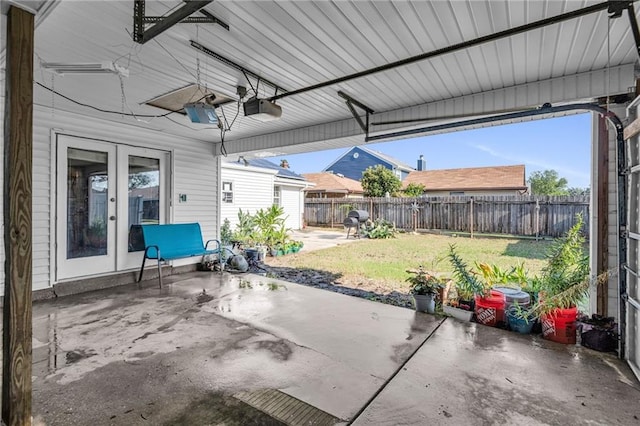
[1, 0, 639, 157]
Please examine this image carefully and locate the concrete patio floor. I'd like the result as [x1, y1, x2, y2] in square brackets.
[19, 271, 640, 425]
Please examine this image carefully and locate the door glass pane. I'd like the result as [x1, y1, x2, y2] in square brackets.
[66, 148, 108, 259]
[128, 156, 160, 252]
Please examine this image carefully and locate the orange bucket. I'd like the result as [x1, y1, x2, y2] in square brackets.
[541, 307, 578, 344]
[474, 290, 505, 327]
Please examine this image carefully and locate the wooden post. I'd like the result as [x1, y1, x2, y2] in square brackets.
[469, 197, 474, 239]
[596, 115, 609, 316]
[535, 199, 540, 242]
[3, 6, 34, 425]
[330, 199, 334, 229]
[369, 199, 373, 220]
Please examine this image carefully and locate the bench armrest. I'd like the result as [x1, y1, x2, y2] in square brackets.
[204, 239, 221, 252]
[143, 245, 161, 259]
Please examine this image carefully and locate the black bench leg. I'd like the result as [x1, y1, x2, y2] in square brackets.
[157, 259, 163, 289]
[138, 256, 147, 283]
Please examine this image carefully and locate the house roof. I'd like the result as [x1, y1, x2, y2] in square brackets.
[359, 147, 414, 171]
[323, 146, 414, 173]
[247, 158, 305, 180]
[403, 165, 527, 192]
[302, 172, 364, 194]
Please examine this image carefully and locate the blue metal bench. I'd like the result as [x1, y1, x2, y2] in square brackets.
[137, 223, 220, 288]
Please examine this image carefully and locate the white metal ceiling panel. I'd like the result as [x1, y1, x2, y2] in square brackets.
[2, 0, 638, 155]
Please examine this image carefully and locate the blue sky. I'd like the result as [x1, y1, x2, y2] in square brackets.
[268, 113, 592, 189]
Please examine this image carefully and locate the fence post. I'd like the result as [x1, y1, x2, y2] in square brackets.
[535, 199, 540, 241]
[330, 199, 334, 229]
[469, 197, 474, 239]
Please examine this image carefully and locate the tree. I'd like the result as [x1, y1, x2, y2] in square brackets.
[361, 165, 402, 197]
[129, 173, 152, 190]
[567, 187, 590, 196]
[403, 182, 426, 197]
[527, 170, 569, 195]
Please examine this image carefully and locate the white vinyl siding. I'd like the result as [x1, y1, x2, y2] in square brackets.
[280, 185, 304, 230]
[0, 103, 219, 292]
[220, 165, 275, 228]
[220, 164, 306, 230]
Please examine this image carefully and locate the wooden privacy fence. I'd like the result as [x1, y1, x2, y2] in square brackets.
[304, 195, 590, 238]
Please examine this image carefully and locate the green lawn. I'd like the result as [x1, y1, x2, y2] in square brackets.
[268, 233, 554, 293]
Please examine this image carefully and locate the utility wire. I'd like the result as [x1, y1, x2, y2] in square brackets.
[35, 81, 207, 118]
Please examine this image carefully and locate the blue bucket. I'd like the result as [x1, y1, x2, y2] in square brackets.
[507, 311, 536, 334]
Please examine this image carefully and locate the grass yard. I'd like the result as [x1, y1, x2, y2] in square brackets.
[267, 233, 555, 295]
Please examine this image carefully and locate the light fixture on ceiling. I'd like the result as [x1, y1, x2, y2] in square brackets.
[183, 100, 219, 125]
[243, 98, 282, 122]
[40, 62, 129, 77]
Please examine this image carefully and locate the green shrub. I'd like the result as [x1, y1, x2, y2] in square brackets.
[361, 218, 397, 239]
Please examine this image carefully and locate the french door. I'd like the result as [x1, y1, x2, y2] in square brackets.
[56, 135, 169, 280]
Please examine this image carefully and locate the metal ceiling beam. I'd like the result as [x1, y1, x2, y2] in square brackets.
[142, 16, 223, 25]
[268, 1, 614, 102]
[365, 103, 622, 143]
[338, 91, 374, 137]
[133, 0, 213, 44]
[140, 10, 229, 30]
[190, 40, 288, 95]
[199, 9, 229, 31]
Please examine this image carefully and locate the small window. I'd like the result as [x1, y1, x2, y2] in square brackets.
[273, 186, 281, 206]
[222, 181, 233, 203]
[450, 191, 464, 196]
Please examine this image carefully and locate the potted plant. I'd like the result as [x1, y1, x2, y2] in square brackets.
[219, 218, 233, 261]
[269, 224, 290, 256]
[529, 215, 590, 344]
[406, 267, 443, 314]
[475, 262, 535, 327]
[447, 244, 486, 305]
[442, 284, 474, 321]
[232, 209, 256, 247]
[506, 302, 537, 334]
[576, 313, 617, 352]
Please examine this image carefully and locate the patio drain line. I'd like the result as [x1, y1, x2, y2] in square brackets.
[347, 317, 448, 425]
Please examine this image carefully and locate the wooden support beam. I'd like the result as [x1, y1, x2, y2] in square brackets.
[3, 6, 34, 425]
[624, 116, 640, 140]
[596, 115, 609, 316]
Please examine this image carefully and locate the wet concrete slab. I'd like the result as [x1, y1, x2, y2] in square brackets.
[23, 271, 442, 425]
[352, 319, 640, 426]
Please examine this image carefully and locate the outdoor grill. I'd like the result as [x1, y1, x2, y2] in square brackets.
[344, 210, 369, 238]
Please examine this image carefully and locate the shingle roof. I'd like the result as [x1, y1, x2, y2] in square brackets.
[403, 165, 527, 191]
[358, 146, 414, 171]
[302, 172, 364, 194]
[247, 158, 305, 180]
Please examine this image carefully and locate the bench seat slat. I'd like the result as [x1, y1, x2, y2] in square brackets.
[148, 248, 220, 260]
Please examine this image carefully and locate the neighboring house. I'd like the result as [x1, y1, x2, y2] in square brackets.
[302, 172, 364, 198]
[221, 159, 311, 230]
[403, 165, 528, 196]
[323, 146, 414, 181]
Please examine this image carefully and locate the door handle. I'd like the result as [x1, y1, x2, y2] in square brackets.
[109, 216, 116, 221]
